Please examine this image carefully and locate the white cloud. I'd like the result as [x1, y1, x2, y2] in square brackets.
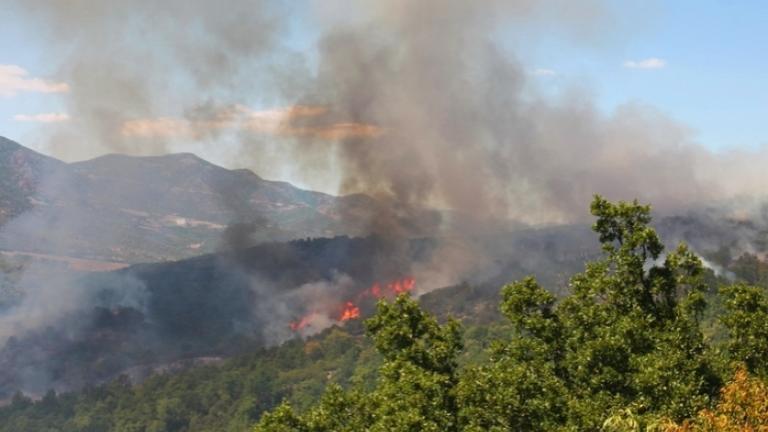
[623, 58, 666, 69]
[13, 113, 70, 123]
[0, 65, 70, 97]
[532, 68, 557, 77]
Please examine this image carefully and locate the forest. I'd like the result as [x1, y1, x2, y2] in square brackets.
[2, 196, 768, 431]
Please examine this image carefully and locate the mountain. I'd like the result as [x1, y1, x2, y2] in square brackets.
[0, 235, 434, 398]
[0, 137, 378, 265]
[0, 137, 63, 226]
[2, 136, 768, 400]
[0, 223, 607, 398]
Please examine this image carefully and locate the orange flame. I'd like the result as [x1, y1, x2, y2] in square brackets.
[289, 277, 416, 331]
[366, 277, 416, 298]
[339, 302, 361, 321]
[289, 315, 312, 331]
[388, 277, 416, 294]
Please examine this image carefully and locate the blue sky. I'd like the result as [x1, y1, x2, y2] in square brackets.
[503, 0, 768, 152]
[1, 1, 767, 155]
[0, 7, 65, 147]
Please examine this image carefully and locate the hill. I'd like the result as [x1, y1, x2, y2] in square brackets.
[0, 137, 63, 226]
[0, 137, 379, 265]
[0, 235, 435, 398]
[1, 197, 767, 431]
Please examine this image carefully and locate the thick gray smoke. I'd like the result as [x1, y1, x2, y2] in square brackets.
[280, 0, 721, 225]
[12, 0, 290, 161]
[15, 0, 768, 227]
[4, 0, 768, 397]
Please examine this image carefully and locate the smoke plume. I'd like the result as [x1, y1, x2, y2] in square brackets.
[4, 0, 768, 396]
[12, 0, 289, 160]
[280, 0, 721, 226]
[14, 0, 768, 227]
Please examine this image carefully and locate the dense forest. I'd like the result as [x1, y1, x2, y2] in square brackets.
[2, 196, 768, 431]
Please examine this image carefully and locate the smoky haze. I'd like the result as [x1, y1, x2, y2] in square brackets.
[12, 0, 768, 310]
[3, 0, 768, 397]
[13, 0, 290, 159]
[8, 0, 768, 318]
[14, 0, 768, 227]
[287, 0, 718, 225]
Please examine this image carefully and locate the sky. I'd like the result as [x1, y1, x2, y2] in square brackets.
[1, 1, 767, 157]
[504, 0, 768, 153]
[0, 8, 68, 147]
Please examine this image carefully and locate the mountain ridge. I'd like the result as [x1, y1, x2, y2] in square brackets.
[0, 137, 378, 264]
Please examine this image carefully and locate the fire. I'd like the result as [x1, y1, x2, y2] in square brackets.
[289, 315, 313, 331]
[366, 277, 416, 298]
[370, 283, 382, 297]
[388, 277, 415, 294]
[289, 277, 416, 331]
[339, 302, 361, 321]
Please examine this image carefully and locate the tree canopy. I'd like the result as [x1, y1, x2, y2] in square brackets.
[255, 195, 768, 431]
[3, 196, 768, 431]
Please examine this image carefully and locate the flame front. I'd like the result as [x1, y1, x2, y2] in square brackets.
[289, 277, 415, 332]
[338, 302, 361, 321]
[366, 277, 416, 299]
[289, 318, 308, 331]
[289, 314, 314, 331]
[387, 277, 416, 295]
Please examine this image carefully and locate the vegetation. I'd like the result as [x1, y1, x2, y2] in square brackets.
[0, 328, 373, 432]
[663, 366, 768, 431]
[255, 196, 768, 431]
[2, 196, 768, 431]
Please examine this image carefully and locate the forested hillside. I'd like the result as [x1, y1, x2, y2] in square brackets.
[2, 197, 768, 431]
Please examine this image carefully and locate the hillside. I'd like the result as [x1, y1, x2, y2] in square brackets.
[1, 197, 767, 431]
[3, 138, 768, 401]
[0, 137, 379, 265]
[0, 137, 63, 226]
[0, 235, 435, 399]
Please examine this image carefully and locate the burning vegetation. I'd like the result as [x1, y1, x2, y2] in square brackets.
[289, 277, 416, 332]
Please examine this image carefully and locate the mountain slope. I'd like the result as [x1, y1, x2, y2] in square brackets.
[0, 235, 431, 398]
[0, 137, 64, 226]
[0, 137, 377, 264]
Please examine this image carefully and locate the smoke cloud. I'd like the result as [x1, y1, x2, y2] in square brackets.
[12, 0, 290, 160]
[280, 0, 720, 225]
[12, 0, 768, 226]
[4, 0, 768, 397]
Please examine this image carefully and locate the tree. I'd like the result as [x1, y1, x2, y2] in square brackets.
[457, 277, 568, 431]
[662, 366, 768, 431]
[254, 295, 463, 432]
[256, 196, 725, 431]
[721, 283, 768, 377]
[459, 196, 720, 430]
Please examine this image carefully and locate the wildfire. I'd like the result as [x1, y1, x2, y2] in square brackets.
[289, 317, 308, 331]
[289, 277, 416, 331]
[367, 277, 416, 299]
[387, 277, 416, 295]
[289, 314, 315, 331]
[339, 302, 361, 321]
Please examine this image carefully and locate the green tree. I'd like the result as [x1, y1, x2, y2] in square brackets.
[662, 366, 768, 432]
[721, 283, 768, 377]
[254, 295, 463, 432]
[457, 277, 568, 431]
[459, 196, 720, 430]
